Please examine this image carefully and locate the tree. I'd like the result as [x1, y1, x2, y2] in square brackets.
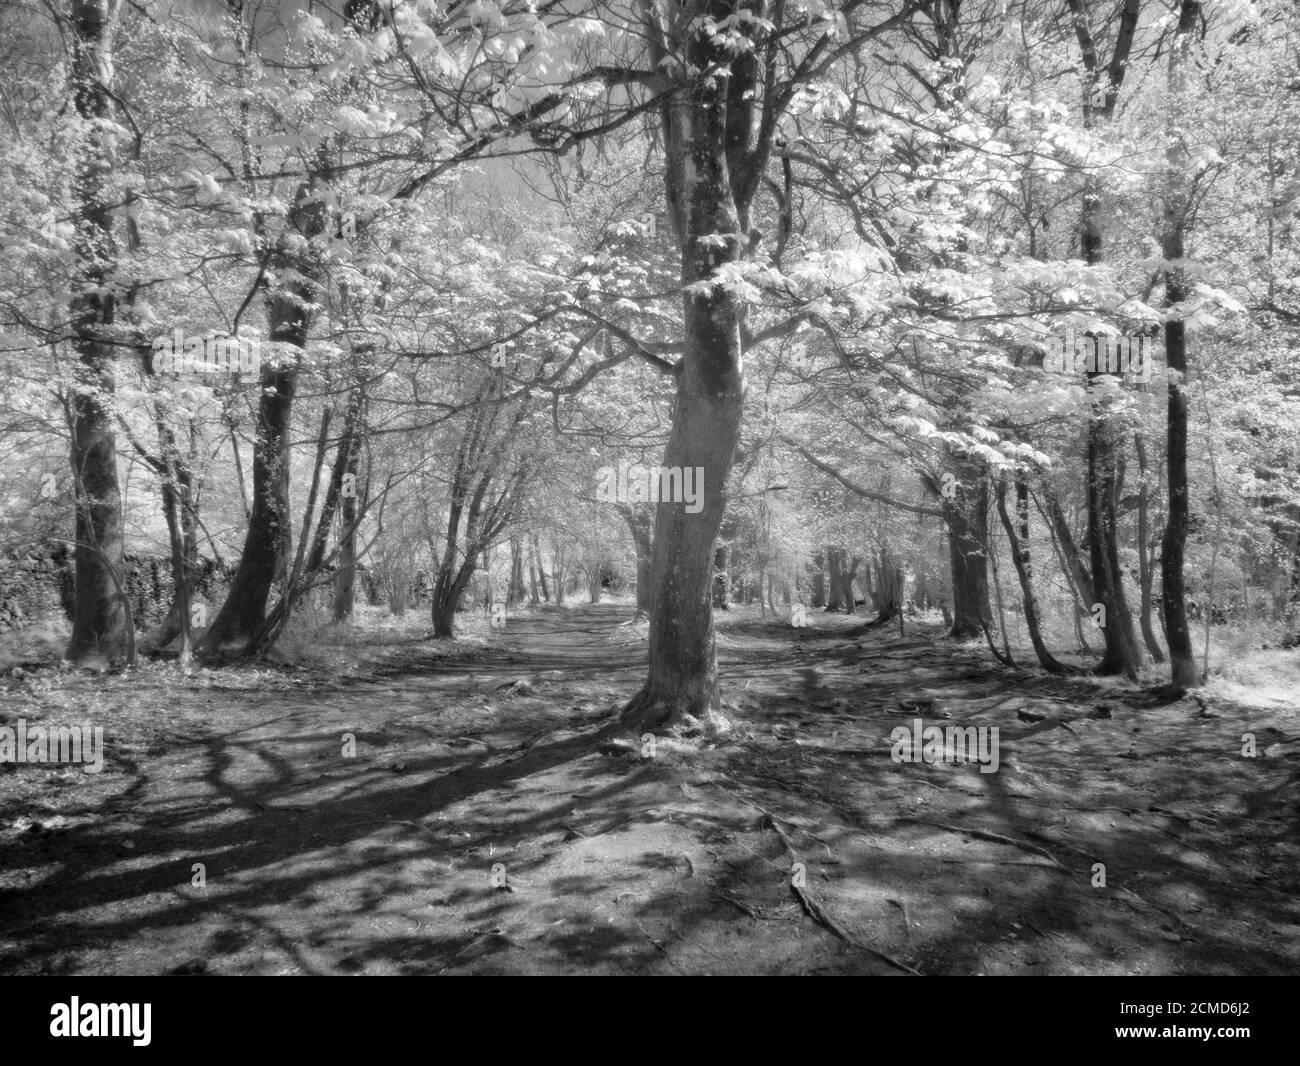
[1159, 0, 1204, 690]
[65, 0, 130, 664]
[622, 2, 922, 730]
[428, 379, 532, 638]
[1070, 0, 1145, 680]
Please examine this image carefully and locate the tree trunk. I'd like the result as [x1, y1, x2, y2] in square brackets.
[246, 398, 359, 657]
[65, 0, 130, 664]
[553, 545, 566, 606]
[389, 583, 407, 617]
[200, 165, 327, 653]
[1134, 434, 1166, 662]
[852, 548, 903, 632]
[533, 532, 550, 602]
[527, 538, 540, 607]
[824, 547, 859, 614]
[139, 421, 199, 661]
[712, 542, 729, 609]
[425, 388, 526, 639]
[507, 536, 526, 606]
[943, 467, 991, 639]
[618, 508, 653, 613]
[1071, 0, 1144, 679]
[1041, 486, 1096, 607]
[622, 5, 756, 733]
[997, 478, 1068, 673]
[809, 551, 826, 608]
[333, 501, 358, 621]
[1087, 407, 1143, 678]
[201, 370, 295, 651]
[332, 404, 363, 623]
[431, 560, 477, 639]
[874, 551, 904, 623]
[1159, 0, 1202, 690]
[825, 547, 846, 611]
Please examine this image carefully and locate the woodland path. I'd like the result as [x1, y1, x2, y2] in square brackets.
[1, 603, 1296, 975]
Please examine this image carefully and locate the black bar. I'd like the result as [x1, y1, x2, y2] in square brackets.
[1, 976, 1291, 1054]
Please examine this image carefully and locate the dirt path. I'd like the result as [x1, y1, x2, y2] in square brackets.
[1, 603, 1297, 975]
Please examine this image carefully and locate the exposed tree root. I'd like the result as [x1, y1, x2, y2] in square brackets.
[754, 809, 923, 975]
[897, 817, 1069, 870]
[710, 776, 924, 975]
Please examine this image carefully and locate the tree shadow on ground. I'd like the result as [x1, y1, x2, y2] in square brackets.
[0, 604, 1295, 974]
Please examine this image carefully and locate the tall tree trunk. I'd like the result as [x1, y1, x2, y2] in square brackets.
[1041, 486, 1097, 607]
[1135, 434, 1166, 662]
[138, 419, 199, 659]
[389, 581, 407, 617]
[429, 461, 523, 638]
[618, 508, 653, 613]
[1071, 0, 1144, 679]
[1087, 409, 1144, 677]
[332, 396, 363, 623]
[943, 466, 991, 639]
[431, 551, 472, 638]
[809, 550, 826, 608]
[200, 165, 327, 653]
[432, 560, 477, 639]
[332, 491, 359, 622]
[624, 3, 756, 732]
[997, 478, 1068, 673]
[823, 548, 859, 613]
[553, 545, 566, 606]
[507, 536, 526, 606]
[247, 397, 360, 657]
[533, 531, 550, 602]
[65, 0, 130, 664]
[852, 548, 903, 632]
[712, 542, 729, 609]
[1271, 520, 1299, 622]
[825, 546, 846, 611]
[1159, 0, 1202, 690]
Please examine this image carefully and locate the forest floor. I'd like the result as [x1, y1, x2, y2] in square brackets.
[1, 602, 1298, 976]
